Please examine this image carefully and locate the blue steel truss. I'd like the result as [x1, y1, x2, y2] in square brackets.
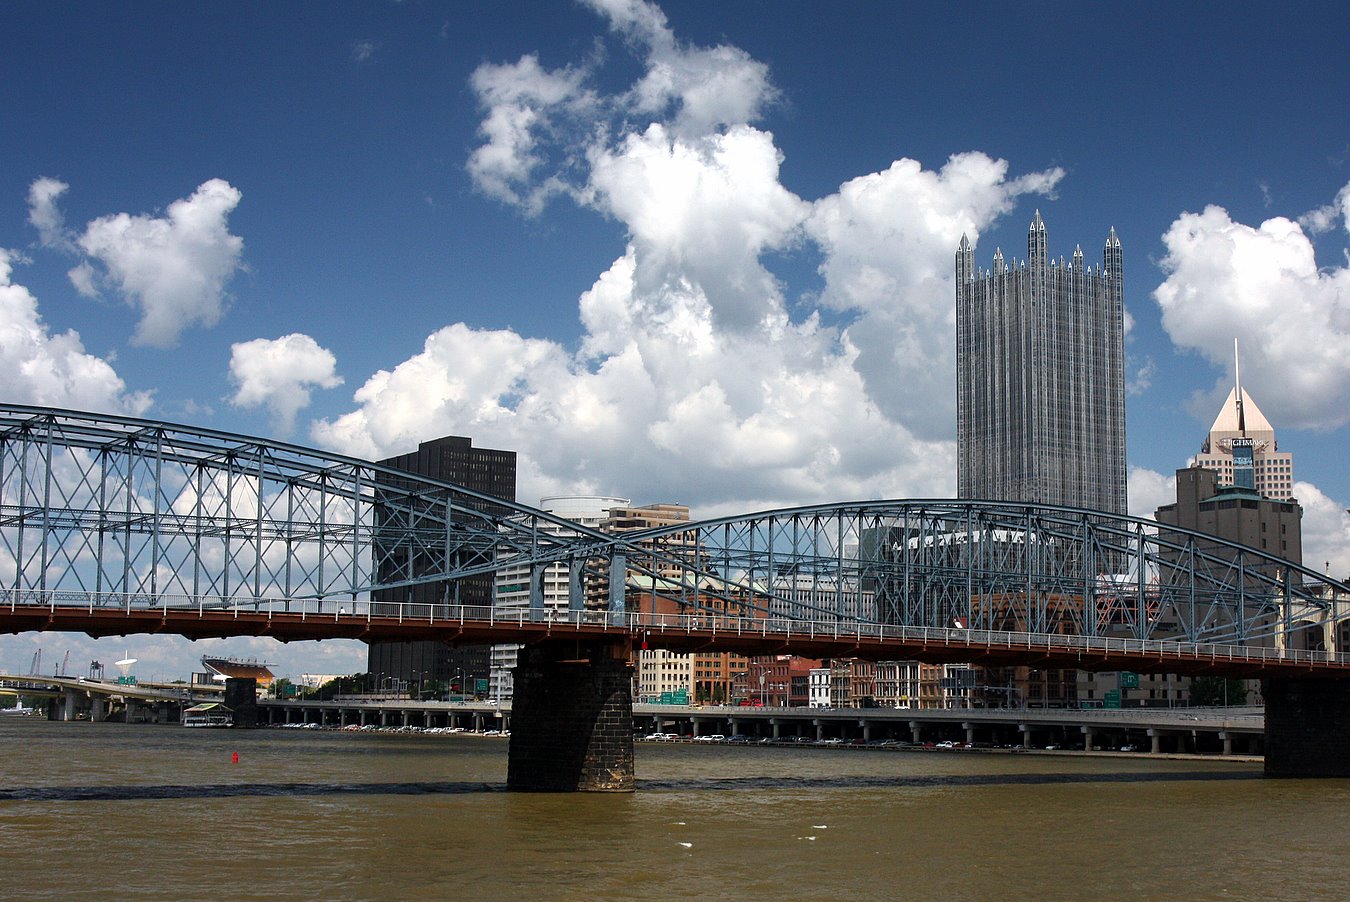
[1, 404, 1346, 654]
[0, 405, 615, 613]
[624, 502, 1349, 651]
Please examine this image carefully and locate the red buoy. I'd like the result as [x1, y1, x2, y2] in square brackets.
[232, 751, 239, 764]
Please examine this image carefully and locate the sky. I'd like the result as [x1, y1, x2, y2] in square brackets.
[3, 0, 1350, 681]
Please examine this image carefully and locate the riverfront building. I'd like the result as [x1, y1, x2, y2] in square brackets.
[368, 435, 517, 691]
[491, 494, 629, 701]
[956, 212, 1127, 514]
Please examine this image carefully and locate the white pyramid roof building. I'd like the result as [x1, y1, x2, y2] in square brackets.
[1208, 386, 1274, 438]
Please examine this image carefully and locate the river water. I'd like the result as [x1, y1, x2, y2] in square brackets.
[2, 718, 1347, 900]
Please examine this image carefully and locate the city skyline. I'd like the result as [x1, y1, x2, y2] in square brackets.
[3, 1, 1350, 679]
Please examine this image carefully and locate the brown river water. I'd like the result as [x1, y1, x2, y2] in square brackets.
[1, 718, 1347, 900]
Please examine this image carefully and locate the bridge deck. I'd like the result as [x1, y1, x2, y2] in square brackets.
[3, 603, 1346, 679]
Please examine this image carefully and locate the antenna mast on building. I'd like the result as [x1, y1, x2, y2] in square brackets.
[1234, 338, 1246, 435]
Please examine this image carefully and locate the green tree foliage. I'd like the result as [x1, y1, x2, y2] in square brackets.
[1189, 676, 1247, 707]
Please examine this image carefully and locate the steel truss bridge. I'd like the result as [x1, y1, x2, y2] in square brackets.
[1, 404, 1348, 677]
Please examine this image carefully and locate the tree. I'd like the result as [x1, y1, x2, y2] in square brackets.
[1189, 676, 1247, 707]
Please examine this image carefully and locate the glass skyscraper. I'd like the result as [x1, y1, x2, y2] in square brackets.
[956, 212, 1127, 513]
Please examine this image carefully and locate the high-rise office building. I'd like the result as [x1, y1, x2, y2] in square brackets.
[367, 434, 516, 692]
[956, 212, 1127, 513]
[1192, 349, 1294, 501]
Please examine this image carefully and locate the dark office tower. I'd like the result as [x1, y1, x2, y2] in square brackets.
[956, 212, 1127, 513]
[367, 435, 516, 695]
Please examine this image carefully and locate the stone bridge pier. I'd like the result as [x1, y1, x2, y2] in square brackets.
[507, 638, 634, 792]
[1264, 676, 1350, 777]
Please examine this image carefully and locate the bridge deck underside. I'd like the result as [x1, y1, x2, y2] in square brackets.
[3, 605, 1344, 680]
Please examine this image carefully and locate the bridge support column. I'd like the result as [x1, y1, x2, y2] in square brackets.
[507, 639, 634, 792]
[1081, 726, 1095, 750]
[90, 695, 106, 723]
[1147, 729, 1162, 754]
[908, 720, 921, 744]
[62, 689, 79, 721]
[1264, 677, 1350, 777]
[1219, 731, 1233, 756]
[963, 722, 976, 746]
[1019, 724, 1033, 749]
[224, 678, 258, 728]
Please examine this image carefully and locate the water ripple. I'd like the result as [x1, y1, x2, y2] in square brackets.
[0, 769, 1258, 802]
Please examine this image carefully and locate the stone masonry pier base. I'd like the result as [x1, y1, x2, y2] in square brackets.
[507, 639, 635, 792]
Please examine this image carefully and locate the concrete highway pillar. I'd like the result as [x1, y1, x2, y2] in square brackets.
[62, 689, 78, 721]
[1019, 724, 1033, 748]
[963, 722, 976, 746]
[909, 721, 922, 744]
[401, 710, 410, 727]
[860, 720, 872, 741]
[1219, 731, 1233, 756]
[814, 719, 824, 741]
[1081, 726, 1095, 750]
[770, 718, 781, 739]
[90, 695, 106, 722]
[1264, 677, 1350, 777]
[1147, 729, 1162, 754]
[124, 699, 138, 724]
[507, 639, 634, 792]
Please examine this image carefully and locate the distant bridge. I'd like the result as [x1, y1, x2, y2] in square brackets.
[1, 405, 1348, 784]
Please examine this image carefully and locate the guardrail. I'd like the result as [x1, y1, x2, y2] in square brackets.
[5, 588, 1348, 670]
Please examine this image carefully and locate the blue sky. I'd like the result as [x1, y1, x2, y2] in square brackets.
[3, 0, 1350, 680]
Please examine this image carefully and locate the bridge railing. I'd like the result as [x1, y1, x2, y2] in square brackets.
[6, 588, 1348, 670]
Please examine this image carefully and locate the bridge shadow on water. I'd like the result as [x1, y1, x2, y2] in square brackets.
[0, 770, 1260, 802]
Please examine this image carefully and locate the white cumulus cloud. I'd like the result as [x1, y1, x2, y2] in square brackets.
[0, 249, 151, 415]
[73, 178, 246, 347]
[1296, 480, 1350, 581]
[314, 0, 1060, 513]
[26, 177, 74, 250]
[807, 154, 1064, 437]
[1127, 466, 1176, 521]
[229, 334, 343, 434]
[1154, 185, 1350, 431]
